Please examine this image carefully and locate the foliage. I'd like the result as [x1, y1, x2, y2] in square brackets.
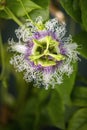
[0, 0, 87, 130]
[60, 0, 87, 59]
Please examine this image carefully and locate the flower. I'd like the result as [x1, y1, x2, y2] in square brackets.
[8, 16, 79, 89]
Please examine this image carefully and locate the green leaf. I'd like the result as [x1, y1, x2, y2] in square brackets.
[65, 106, 79, 123]
[0, 0, 41, 19]
[46, 89, 65, 129]
[32, 0, 50, 8]
[80, 0, 87, 31]
[73, 31, 87, 59]
[0, 0, 50, 20]
[56, 63, 77, 105]
[38, 88, 51, 105]
[59, 0, 81, 23]
[29, 0, 50, 21]
[29, 7, 49, 21]
[17, 97, 39, 130]
[71, 86, 87, 106]
[6, 0, 41, 17]
[67, 108, 87, 130]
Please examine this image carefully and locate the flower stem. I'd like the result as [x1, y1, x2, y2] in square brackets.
[4, 7, 23, 26]
[0, 31, 5, 80]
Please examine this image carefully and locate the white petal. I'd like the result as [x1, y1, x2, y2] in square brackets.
[12, 44, 27, 54]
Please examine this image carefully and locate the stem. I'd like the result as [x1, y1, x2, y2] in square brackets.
[0, 32, 5, 80]
[4, 7, 23, 26]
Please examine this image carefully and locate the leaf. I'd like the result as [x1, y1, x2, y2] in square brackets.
[71, 86, 87, 106]
[17, 97, 39, 130]
[67, 108, 87, 130]
[46, 89, 65, 129]
[65, 106, 79, 123]
[6, 0, 41, 17]
[80, 0, 87, 31]
[59, 0, 81, 23]
[29, 7, 49, 21]
[73, 31, 87, 59]
[0, 0, 50, 21]
[0, 0, 41, 19]
[29, 0, 50, 21]
[56, 63, 77, 105]
[38, 88, 51, 106]
[32, 0, 50, 8]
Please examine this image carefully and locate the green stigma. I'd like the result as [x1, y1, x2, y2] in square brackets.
[29, 36, 65, 66]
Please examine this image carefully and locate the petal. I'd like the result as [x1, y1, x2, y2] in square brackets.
[12, 44, 27, 54]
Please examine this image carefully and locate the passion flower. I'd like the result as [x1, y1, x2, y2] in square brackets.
[8, 16, 78, 89]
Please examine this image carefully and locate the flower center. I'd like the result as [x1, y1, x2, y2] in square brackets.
[29, 36, 65, 67]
